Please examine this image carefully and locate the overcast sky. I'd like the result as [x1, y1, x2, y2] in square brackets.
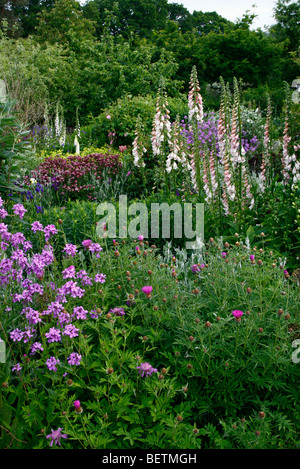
[168, 0, 278, 30]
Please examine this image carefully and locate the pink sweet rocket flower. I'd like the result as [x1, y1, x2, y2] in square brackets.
[136, 362, 158, 378]
[68, 353, 82, 366]
[46, 428, 68, 447]
[141, 286, 153, 296]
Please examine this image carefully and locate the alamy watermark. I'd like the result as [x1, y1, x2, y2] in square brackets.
[0, 340, 5, 363]
[292, 339, 300, 364]
[95, 195, 204, 250]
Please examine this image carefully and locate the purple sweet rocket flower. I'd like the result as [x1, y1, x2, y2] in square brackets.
[46, 357, 60, 372]
[90, 308, 99, 319]
[44, 224, 58, 242]
[88, 243, 103, 257]
[10, 232, 26, 248]
[94, 273, 106, 283]
[25, 307, 42, 325]
[30, 342, 44, 355]
[62, 265, 76, 279]
[63, 324, 79, 338]
[63, 243, 77, 257]
[46, 428, 68, 447]
[42, 301, 64, 318]
[72, 306, 88, 320]
[67, 353, 82, 366]
[12, 204, 27, 219]
[57, 311, 71, 326]
[136, 362, 158, 378]
[0, 208, 8, 219]
[31, 221, 44, 233]
[10, 328, 23, 342]
[12, 363, 22, 372]
[45, 327, 61, 343]
[0, 222, 8, 234]
[11, 249, 28, 268]
[56, 281, 85, 302]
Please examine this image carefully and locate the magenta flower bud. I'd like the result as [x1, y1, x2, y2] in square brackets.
[141, 286, 153, 295]
[232, 310, 244, 318]
[221, 252, 227, 258]
[73, 400, 81, 409]
[82, 239, 92, 249]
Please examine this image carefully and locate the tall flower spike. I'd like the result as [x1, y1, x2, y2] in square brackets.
[187, 66, 204, 195]
[259, 96, 272, 192]
[282, 105, 292, 185]
[188, 66, 203, 124]
[132, 117, 146, 168]
[166, 118, 183, 173]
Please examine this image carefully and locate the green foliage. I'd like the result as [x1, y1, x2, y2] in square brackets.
[89, 93, 187, 148]
[35, 0, 96, 49]
[1, 207, 299, 449]
[0, 97, 32, 199]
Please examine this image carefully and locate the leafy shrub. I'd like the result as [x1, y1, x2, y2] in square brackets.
[87, 93, 189, 149]
[31, 153, 123, 202]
